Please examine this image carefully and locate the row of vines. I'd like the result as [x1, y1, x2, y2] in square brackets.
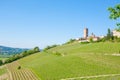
[6, 61, 38, 80]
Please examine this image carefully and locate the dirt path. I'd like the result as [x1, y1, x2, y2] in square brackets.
[0, 65, 5, 69]
[61, 74, 120, 80]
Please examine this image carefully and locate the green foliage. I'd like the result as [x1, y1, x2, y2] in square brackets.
[80, 41, 90, 44]
[108, 4, 120, 30]
[52, 51, 62, 56]
[22, 51, 28, 57]
[44, 44, 59, 51]
[99, 32, 120, 42]
[89, 37, 93, 42]
[33, 47, 40, 53]
[99, 37, 106, 42]
[106, 28, 112, 40]
[0, 60, 3, 66]
[65, 39, 76, 44]
[0, 68, 6, 76]
[98, 28, 120, 42]
[115, 26, 120, 32]
[18, 66, 21, 70]
[108, 4, 120, 20]
[4, 47, 40, 64]
[0, 57, 8, 60]
[106, 36, 120, 42]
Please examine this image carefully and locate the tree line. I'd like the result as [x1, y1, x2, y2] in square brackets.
[0, 47, 40, 66]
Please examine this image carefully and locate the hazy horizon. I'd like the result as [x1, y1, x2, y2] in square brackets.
[0, 0, 119, 48]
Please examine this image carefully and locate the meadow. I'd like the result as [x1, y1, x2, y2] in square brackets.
[0, 58, 8, 60]
[0, 67, 6, 76]
[18, 42, 120, 80]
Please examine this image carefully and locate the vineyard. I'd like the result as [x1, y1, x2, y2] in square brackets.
[6, 61, 39, 80]
[0, 66, 8, 80]
[0, 42, 120, 80]
[0, 73, 9, 80]
[19, 42, 120, 80]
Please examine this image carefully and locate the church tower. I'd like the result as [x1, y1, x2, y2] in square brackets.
[84, 28, 88, 38]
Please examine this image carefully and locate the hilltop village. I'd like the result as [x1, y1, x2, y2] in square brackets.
[76, 28, 120, 42]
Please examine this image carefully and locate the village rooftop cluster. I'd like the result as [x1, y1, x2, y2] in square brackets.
[76, 28, 120, 42]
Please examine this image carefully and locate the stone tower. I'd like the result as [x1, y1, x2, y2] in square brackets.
[84, 28, 88, 38]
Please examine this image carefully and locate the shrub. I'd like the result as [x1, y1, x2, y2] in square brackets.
[89, 37, 93, 42]
[34, 47, 40, 53]
[64, 39, 76, 44]
[119, 50, 120, 54]
[0, 60, 3, 66]
[52, 51, 62, 56]
[55, 52, 61, 56]
[44, 45, 59, 51]
[18, 66, 21, 70]
[80, 42, 89, 44]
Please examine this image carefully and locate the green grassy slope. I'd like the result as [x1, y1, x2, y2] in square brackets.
[49, 42, 120, 54]
[0, 58, 8, 60]
[18, 42, 120, 80]
[0, 68, 7, 76]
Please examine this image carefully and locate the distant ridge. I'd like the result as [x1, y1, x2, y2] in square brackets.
[0, 45, 29, 55]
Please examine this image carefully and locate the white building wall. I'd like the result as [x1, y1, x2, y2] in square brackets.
[112, 30, 120, 38]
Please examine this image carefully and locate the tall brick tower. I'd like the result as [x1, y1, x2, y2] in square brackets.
[84, 28, 88, 38]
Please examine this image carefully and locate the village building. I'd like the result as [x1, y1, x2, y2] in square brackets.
[76, 28, 101, 42]
[112, 30, 120, 38]
[89, 33, 99, 41]
[76, 28, 120, 43]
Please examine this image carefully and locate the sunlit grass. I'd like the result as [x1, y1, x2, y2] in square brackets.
[19, 42, 120, 80]
[0, 68, 7, 76]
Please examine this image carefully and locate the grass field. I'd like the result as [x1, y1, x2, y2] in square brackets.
[18, 42, 120, 80]
[0, 67, 7, 76]
[0, 58, 8, 60]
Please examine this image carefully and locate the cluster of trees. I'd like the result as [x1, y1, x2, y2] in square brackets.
[101, 36, 120, 42]
[64, 39, 76, 44]
[99, 4, 120, 42]
[2, 47, 40, 64]
[99, 28, 120, 42]
[43, 39, 76, 51]
[43, 45, 59, 51]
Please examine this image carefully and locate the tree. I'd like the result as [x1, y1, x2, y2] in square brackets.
[33, 47, 40, 53]
[65, 39, 75, 44]
[0, 60, 3, 66]
[108, 4, 120, 31]
[22, 51, 28, 57]
[106, 28, 112, 40]
[89, 37, 93, 42]
[44, 44, 58, 51]
[18, 66, 21, 70]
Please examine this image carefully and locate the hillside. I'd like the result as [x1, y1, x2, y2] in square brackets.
[17, 42, 120, 80]
[0, 46, 28, 56]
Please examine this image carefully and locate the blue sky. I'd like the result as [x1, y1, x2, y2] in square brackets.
[0, 0, 119, 48]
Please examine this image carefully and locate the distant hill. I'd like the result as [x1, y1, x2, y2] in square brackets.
[0, 45, 29, 55]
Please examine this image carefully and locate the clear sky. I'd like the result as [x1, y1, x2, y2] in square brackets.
[0, 0, 119, 48]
